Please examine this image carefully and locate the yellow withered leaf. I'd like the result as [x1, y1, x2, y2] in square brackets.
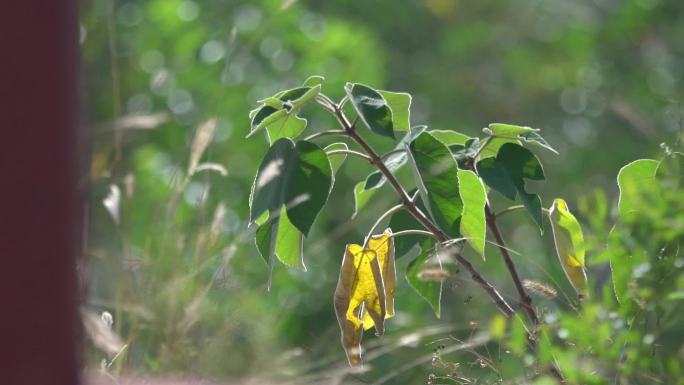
[333, 229, 396, 366]
[362, 231, 396, 330]
[549, 198, 588, 298]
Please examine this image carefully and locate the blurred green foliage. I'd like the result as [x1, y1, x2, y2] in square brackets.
[81, 0, 683, 383]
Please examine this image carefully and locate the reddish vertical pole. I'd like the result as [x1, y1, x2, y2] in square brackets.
[0, 2, 80, 385]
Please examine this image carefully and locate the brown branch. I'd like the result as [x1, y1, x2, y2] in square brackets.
[485, 204, 539, 325]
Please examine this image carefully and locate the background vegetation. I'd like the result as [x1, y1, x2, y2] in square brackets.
[81, 0, 683, 383]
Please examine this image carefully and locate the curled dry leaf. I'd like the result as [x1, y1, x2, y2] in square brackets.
[333, 229, 396, 366]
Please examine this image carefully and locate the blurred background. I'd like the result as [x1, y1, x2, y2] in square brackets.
[80, 0, 683, 383]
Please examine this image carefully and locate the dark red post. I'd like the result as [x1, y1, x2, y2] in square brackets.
[0, 2, 80, 385]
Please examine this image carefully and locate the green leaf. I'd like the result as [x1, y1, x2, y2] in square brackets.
[254, 210, 269, 226]
[617, 159, 659, 221]
[408, 132, 463, 237]
[487, 123, 539, 137]
[457, 169, 486, 258]
[257, 97, 284, 109]
[266, 115, 307, 144]
[406, 239, 443, 318]
[379, 90, 411, 131]
[345, 83, 394, 139]
[481, 123, 557, 156]
[255, 208, 305, 270]
[363, 126, 426, 190]
[429, 130, 471, 146]
[249, 107, 286, 135]
[248, 86, 317, 140]
[289, 84, 321, 110]
[324, 142, 349, 175]
[277, 87, 312, 106]
[520, 131, 558, 154]
[352, 181, 375, 219]
[549, 198, 587, 298]
[250, 138, 332, 236]
[302, 75, 325, 87]
[477, 143, 545, 230]
[255, 219, 273, 265]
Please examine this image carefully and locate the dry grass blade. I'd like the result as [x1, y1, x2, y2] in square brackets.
[82, 308, 125, 357]
[102, 184, 121, 224]
[188, 118, 217, 175]
[194, 162, 228, 176]
[522, 279, 558, 299]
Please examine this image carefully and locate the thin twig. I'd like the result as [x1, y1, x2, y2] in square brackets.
[304, 129, 347, 142]
[326, 149, 372, 162]
[495, 205, 551, 219]
[472, 135, 494, 161]
[314, 95, 335, 113]
[362, 204, 404, 249]
[390, 229, 436, 240]
[337, 95, 349, 109]
[485, 204, 539, 325]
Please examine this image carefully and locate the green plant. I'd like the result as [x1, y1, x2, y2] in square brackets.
[246, 77, 683, 383]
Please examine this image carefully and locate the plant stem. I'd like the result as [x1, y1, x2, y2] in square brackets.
[326, 149, 372, 163]
[495, 204, 551, 219]
[362, 204, 404, 248]
[390, 229, 436, 240]
[484, 204, 539, 325]
[304, 129, 347, 142]
[332, 105, 514, 317]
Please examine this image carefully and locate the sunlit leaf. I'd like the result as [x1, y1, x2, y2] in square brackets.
[477, 143, 545, 230]
[257, 97, 284, 109]
[617, 159, 659, 221]
[249, 107, 286, 135]
[520, 131, 558, 154]
[408, 131, 463, 237]
[479, 136, 519, 159]
[250, 138, 332, 236]
[429, 129, 471, 147]
[265, 115, 307, 144]
[457, 169, 486, 258]
[605, 225, 630, 304]
[333, 230, 396, 366]
[406, 239, 443, 318]
[255, 208, 305, 270]
[345, 82, 394, 139]
[487, 123, 539, 137]
[289, 84, 321, 110]
[302, 75, 325, 87]
[480, 123, 557, 157]
[379, 90, 411, 131]
[549, 198, 588, 298]
[248, 86, 318, 141]
[352, 181, 375, 219]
